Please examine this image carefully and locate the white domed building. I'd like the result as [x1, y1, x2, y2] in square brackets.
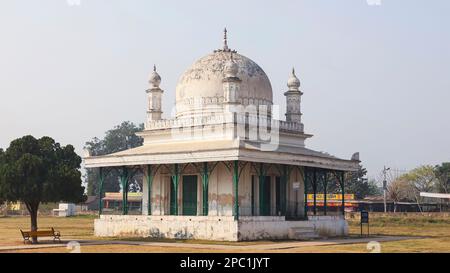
[84, 30, 360, 241]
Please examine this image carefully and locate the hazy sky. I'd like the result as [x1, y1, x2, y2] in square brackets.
[0, 0, 449, 180]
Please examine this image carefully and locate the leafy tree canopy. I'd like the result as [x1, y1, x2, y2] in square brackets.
[0, 135, 85, 240]
[84, 121, 144, 195]
[306, 164, 380, 199]
[345, 165, 380, 199]
[434, 162, 450, 194]
[401, 165, 437, 194]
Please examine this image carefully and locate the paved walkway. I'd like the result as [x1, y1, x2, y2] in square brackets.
[0, 236, 422, 252]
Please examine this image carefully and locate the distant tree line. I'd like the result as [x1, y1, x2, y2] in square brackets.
[386, 163, 449, 212]
[305, 165, 381, 199]
[84, 121, 144, 196]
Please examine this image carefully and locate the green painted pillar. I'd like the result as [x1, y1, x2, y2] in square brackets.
[304, 167, 308, 219]
[125, 170, 129, 215]
[121, 172, 125, 215]
[171, 164, 179, 215]
[323, 171, 328, 216]
[147, 165, 153, 215]
[258, 163, 265, 216]
[98, 167, 104, 216]
[233, 160, 239, 220]
[282, 165, 289, 216]
[313, 168, 317, 216]
[341, 171, 345, 216]
[202, 162, 209, 216]
[120, 167, 129, 215]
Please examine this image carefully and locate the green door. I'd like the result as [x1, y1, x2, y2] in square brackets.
[260, 176, 271, 216]
[170, 177, 177, 215]
[275, 176, 281, 216]
[182, 175, 198, 216]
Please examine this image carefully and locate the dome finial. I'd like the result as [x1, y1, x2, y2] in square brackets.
[292, 67, 295, 76]
[223, 27, 229, 51]
[153, 64, 157, 72]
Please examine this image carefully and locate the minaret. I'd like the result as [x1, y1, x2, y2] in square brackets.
[146, 65, 163, 121]
[223, 52, 241, 112]
[284, 68, 303, 123]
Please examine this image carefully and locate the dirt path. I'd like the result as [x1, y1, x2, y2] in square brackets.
[0, 235, 422, 252]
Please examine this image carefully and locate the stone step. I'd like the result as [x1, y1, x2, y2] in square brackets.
[288, 227, 320, 240]
[292, 228, 314, 234]
[293, 232, 319, 238]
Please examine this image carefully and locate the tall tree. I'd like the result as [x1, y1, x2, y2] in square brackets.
[84, 121, 144, 196]
[0, 149, 4, 207]
[387, 178, 411, 212]
[401, 165, 437, 212]
[434, 162, 450, 210]
[434, 162, 450, 194]
[0, 136, 85, 243]
[345, 165, 380, 199]
[307, 164, 379, 199]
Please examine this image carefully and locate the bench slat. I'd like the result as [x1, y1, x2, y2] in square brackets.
[29, 231, 54, 236]
[20, 228, 61, 244]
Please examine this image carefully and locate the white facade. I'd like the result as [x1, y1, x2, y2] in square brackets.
[85, 29, 360, 241]
[95, 215, 348, 241]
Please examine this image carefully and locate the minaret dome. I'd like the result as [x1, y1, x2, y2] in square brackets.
[149, 65, 161, 88]
[287, 68, 300, 91]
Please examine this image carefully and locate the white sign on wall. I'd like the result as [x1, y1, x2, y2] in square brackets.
[293, 182, 300, 190]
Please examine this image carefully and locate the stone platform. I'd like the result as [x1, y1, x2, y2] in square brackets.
[94, 215, 348, 241]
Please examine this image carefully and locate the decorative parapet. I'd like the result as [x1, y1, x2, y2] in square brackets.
[145, 113, 304, 133]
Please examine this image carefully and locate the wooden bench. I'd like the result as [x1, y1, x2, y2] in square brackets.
[20, 228, 61, 244]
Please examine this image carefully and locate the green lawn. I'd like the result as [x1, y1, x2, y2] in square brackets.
[0, 214, 97, 246]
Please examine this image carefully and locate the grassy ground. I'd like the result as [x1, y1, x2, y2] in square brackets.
[1, 213, 449, 252]
[341, 213, 450, 253]
[0, 214, 97, 246]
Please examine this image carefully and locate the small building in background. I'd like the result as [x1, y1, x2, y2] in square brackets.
[53, 203, 77, 217]
[306, 194, 357, 213]
[102, 192, 142, 213]
[8, 201, 22, 211]
[349, 195, 443, 212]
[78, 195, 99, 212]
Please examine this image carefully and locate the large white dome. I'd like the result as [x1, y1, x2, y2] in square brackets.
[175, 50, 273, 118]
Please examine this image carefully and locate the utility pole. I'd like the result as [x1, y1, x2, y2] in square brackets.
[383, 166, 390, 213]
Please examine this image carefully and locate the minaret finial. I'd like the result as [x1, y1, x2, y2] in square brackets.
[149, 64, 161, 88]
[287, 67, 300, 91]
[223, 27, 229, 51]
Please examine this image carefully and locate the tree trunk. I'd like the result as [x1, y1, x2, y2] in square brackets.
[30, 209, 38, 243]
[414, 194, 423, 214]
[25, 202, 39, 244]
